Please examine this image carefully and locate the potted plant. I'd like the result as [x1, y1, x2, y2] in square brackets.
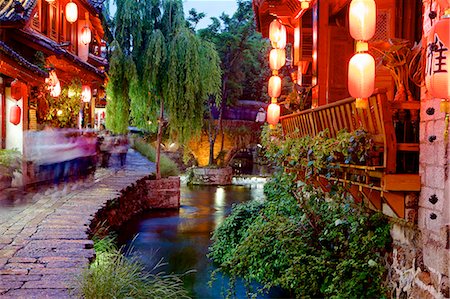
[0, 149, 22, 190]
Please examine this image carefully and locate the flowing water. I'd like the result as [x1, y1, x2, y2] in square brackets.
[118, 177, 289, 298]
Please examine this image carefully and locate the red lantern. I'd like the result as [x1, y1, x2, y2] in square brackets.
[81, 26, 91, 45]
[269, 49, 286, 71]
[349, 0, 376, 41]
[10, 105, 21, 125]
[269, 20, 286, 49]
[11, 80, 25, 100]
[426, 12, 450, 99]
[82, 85, 91, 103]
[65, 1, 78, 23]
[268, 76, 282, 98]
[267, 103, 280, 125]
[348, 52, 375, 100]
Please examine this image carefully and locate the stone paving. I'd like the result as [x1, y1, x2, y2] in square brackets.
[0, 150, 155, 298]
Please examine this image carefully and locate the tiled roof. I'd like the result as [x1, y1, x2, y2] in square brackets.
[20, 29, 106, 79]
[0, 0, 36, 23]
[0, 40, 48, 77]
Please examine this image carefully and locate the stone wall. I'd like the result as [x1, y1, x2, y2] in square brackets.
[90, 175, 180, 232]
[388, 1, 450, 297]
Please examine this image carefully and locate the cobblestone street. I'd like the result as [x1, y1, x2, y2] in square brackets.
[0, 150, 154, 298]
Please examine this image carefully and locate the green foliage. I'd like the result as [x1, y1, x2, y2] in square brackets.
[43, 80, 82, 128]
[209, 172, 392, 298]
[77, 235, 189, 299]
[261, 124, 374, 176]
[105, 41, 133, 134]
[133, 138, 179, 177]
[0, 149, 22, 177]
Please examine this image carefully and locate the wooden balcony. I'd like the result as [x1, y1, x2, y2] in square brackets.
[280, 89, 420, 220]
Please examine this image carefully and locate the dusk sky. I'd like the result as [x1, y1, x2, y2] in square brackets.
[183, 0, 238, 29]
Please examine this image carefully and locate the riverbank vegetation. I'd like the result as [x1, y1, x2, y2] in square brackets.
[209, 172, 392, 297]
[78, 235, 189, 299]
[133, 138, 179, 177]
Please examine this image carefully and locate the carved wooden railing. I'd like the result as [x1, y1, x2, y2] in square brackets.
[280, 89, 420, 220]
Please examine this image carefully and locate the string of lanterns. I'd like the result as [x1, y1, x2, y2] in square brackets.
[267, 19, 287, 126]
[347, 0, 376, 109]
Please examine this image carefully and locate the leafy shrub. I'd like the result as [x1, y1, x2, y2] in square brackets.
[0, 149, 22, 177]
[133, 138, 179, 177]
[77, 235, 189, 299]
[209, 171, 392, 298]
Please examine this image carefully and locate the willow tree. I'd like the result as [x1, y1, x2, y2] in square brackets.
[108, 0, 221, 177]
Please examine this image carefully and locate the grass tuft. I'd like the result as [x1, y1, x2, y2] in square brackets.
[133, 138, 179, 178]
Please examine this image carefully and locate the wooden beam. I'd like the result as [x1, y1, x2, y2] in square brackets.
[383, 174, 421, 191]
[361, 187, 382, 210]
[383, 192, 405, 218]
[397, 143, 419, 152]
[329, 0, 350, 16]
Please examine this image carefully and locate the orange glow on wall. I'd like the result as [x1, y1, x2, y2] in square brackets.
[65, 1, 78, 23]
[268, 75, 282, 98]
[81, 85, 91, 103]
[348, 52, 375, 99]
[426, 12, 450, 100]
[80, 26, 91, 45]
[267, 103, 280, 125]
[349, 0, 376, 41]
[269, 49, 286, 71]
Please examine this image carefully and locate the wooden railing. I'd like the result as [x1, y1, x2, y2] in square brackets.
[279, 89, 421, 219]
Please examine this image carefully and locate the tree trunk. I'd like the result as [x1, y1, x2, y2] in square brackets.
[155, 99, 164, 180]
[208, 140, 215, 166]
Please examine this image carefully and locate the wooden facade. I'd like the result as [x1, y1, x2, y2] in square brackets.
[253, 0, 423, 220]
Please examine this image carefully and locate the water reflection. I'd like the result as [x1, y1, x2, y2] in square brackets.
[118, 178, 288, 298]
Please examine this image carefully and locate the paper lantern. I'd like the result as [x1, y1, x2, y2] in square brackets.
[300, 0, 310, 9]
[81, 85, 91, 103]
[10, 105, 21, 125]
[11, 80, 25, 100]
[80, 26, 91, 45]
[426, 13, 450, 99]
[269, 20, 286, 49]
[65, 1, 78, 23]
[268, 75, 282, 98]
[269, 49, 286, 71]
[348, 52, 375, 99]
[267, 103, 280, 125]
[50, 81, 61, 97]
[349, 0, 376, 41]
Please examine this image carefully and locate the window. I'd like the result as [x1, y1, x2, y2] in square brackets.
[48, 2, 58, 40]
[31, 0, 41, 31]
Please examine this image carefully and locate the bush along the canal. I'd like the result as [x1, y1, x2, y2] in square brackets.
[78, 235, 190, 299]
[209, 171, 392, 298]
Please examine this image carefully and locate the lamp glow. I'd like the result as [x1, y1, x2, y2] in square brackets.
[349, 0, 376, 41]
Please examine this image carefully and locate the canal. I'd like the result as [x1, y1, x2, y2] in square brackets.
[117, 177, 288, 298]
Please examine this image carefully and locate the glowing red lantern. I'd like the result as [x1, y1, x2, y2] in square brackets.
[268, 75, 282, 98]
[269, 20, 286, 49]
[81, 85, 91, 103]
[65, 1, 78, 23]
[267, 103, 280, 125]
[80, 26, 91, 45]
[426, 12, 450, 99]
[348, 52, 375, 106]
[269, 49, 286, 71]
[10, 105, 21, 125]
[349, 0, 376, 41]
[11, 80, 26, 100]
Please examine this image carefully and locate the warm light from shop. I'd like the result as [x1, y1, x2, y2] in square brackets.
[65, 1, 78, 23]
[80, 26, 91, 45]
[269, 49, 286, 71]
[267, 103, 280, 125]
[81, 85, 91, 103]
[268, 75, 282, 98]
[349, 0, 376, 41]
[300, 0, 310, 9]
[348, 52, 375, 107]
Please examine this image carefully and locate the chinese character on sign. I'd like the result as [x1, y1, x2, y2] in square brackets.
[427, 34, 448, 76]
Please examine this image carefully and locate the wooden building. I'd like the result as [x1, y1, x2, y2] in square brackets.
[253, 0, 449, 297]
[0, 0, 107, 152]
